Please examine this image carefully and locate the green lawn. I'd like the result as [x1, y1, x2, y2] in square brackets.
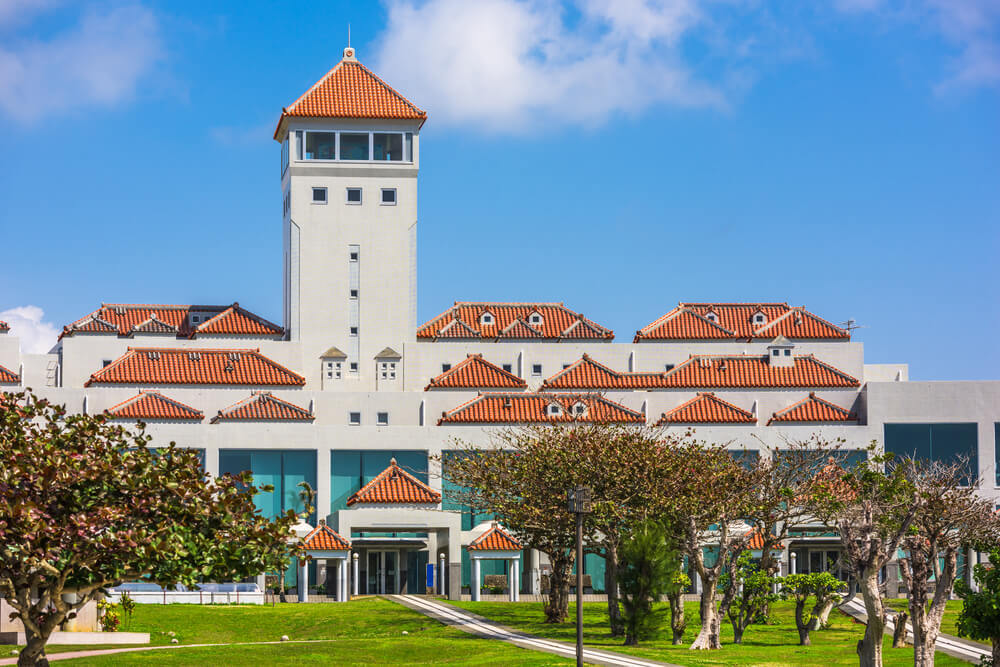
[447, 599, 973, 666]
[23, 598, 569, 666]
[884, 598, 965, 638]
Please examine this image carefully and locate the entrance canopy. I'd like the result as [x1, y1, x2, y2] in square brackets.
[467, 523, 522, 601]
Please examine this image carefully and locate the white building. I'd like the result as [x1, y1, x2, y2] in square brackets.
[2, 46, 997, 600]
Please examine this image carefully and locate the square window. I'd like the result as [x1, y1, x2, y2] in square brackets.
[665, 364, 675, 372]
[502, 364, 513, 373]
[340, 133, 370, 160]
[381, 188, 397, 205]
[377, 412, 389, 425]
[350, 326, 358, 336]
[349, 251, 359, 261]
[350, 289, 358, 298]
[305, 131, 336, 160]
[346, 188, 362, 204]
[532, 364, 542, 376]
[312, 187, 327, 203]
[349, 362, 358, 372]
[784, 349, 791, 356]
[574, 404, 586, 415]
[562, 363, 571, 369]
[349, 412, 361, 425]
[441, 363, 451, 372]
[102, 359, 112, 367]
[773, 349, 780, 356]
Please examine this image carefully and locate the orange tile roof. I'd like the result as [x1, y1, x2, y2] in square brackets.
[106, 391, 204, 421]
[658, 393, 755, 425]
[0, 321, 8, 333]
[0, 363, 19, 384]
[274, 51, 426, 140]
[346, 458, 441, 506]
[468, 524, 522, 552]
[425, 354, 526, 390]
[635, 303, 849, 342]
[417, 302, 613, 341]
[211, 392, 313, 422]
[302, 522, 351, 551]
[61, 303, 282, 339]
[438, 392, 644, 424]
[768, 393, 855, 425]
[543, 354, 859, 390]
[747, 529, 784, 551]
[85, 348, 305, 387]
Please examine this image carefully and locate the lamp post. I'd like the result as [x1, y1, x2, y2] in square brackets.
[567, 486, 592, 667]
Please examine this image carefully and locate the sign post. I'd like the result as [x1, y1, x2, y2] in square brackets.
[567, 486, 592, 667]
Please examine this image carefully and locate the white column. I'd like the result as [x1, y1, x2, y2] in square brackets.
[790, 552, 798, 575]
[508, 559, 516, 602]
[438, 553, 446, 596]
[529, 549, 540, 595]
[514, 559, 520, 602]
[340, 558, 348, 602]
[352, 553, 359, 596]
[472, 558, 481, 602]
[298, 559, 308, 603]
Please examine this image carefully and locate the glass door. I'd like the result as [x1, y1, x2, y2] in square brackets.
[367, 552, 380, 594]
[365, 551, 400, 594]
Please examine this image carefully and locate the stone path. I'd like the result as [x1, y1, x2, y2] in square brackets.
[840, 598, 990, 663]
[391, 595, 679, 667]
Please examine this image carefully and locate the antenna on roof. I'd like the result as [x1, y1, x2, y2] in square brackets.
[348, 23, 351, 48]
[839, 319, 867, 333]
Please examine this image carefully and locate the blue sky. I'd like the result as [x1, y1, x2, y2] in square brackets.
[0, 0, 997, 380]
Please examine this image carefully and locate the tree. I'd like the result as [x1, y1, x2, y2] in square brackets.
[617, 519, 678, 646]
[955, 548, 1000, 667]
[781, 572, 846, 646]
[897, 457, 1000, 667]
[0, 391, 301, 667]
[809, 445, 918, 667]
[669, 443, 759, 650]
[665, 569, 690, 645]
[725, 551, 781, 644]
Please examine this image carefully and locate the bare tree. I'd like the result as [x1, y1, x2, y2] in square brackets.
[809, 445, 919, 667]
[897, 457, 1000, 667]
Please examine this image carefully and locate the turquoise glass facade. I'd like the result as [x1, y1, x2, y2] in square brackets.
[884, 423, 978, 484]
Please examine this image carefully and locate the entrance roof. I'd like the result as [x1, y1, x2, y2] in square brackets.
[302, 521, 351, 551]
[346, 458, 441, 506]
[468, 524, 522, 552]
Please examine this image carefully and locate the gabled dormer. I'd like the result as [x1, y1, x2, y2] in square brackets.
[528, 311, 543, 327]
[479, 310, 496, 326]
[751, 309, 767, 326]
[704, 309, 719, 323]
[767, 335, 795, 367]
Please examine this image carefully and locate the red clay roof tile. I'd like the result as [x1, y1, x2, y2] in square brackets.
[106, 391, 203, 421]
[0, 363, 19, 384]
[468, 524, 522, 552]
[747, 529, 784, 550]
[418, 303, 613, 341]
[302, 523, 351, 551]
[658, 393, 755, 425]
[274, 53, 426, 139]
[425, 354, 526, 390]
[768, 393, 855, 425]
[438, 393, 644, 424]
[346, 458, 441, 506]
[62, 303, 282, 339]
[0, 321, 8, 333]
[635, 303, 848, 342]
[544, 354, 859, 390]
[85, 348, 305, 387]
[212, 392, 313, 422]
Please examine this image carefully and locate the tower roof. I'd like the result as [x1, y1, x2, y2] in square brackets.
[274, 47, 426, 140]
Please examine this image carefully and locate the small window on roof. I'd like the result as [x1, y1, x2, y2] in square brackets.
[784, 349, 791, 356]
[531, 364, 542, 376]
[547, 404, 562, 416]
[754, 312, 767, 324]
[573, 402, 587, 415]
[705, 311, 718, 323]
[480, 312, 494, 325]
[441, 363, 451, 373]
[502, 363, 513, 373]
[529, 313, 542, 325]
[773, 349, 780, 357]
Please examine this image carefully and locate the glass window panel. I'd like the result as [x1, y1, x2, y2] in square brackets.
[250, 450, 282, 520]
[340, 133, 370, 160]
[373, 133, 403, 161]
[295, 131, 302, 160]
[884, 424, 932, 461]
[331, 450, 362, 512]
[282, 450, 316, 521]
[305, 131, 336, 160]
[405, 133, 413, 161]
[930, 423, 978, 484]
[810, 551, 823, 573]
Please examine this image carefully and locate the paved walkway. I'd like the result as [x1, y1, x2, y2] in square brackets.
[840, 598, 990, 663]
[0, 639, 343, 665]
[390, 595, 679, 667]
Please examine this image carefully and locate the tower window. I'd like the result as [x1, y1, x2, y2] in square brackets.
[350, 326, 358, 336]
[350, 289, 358, 298]
[532, 364, 542, 376]
[784, 349, 791, 356]
[373, 133, 403, 161]
[312, 187, 327, 203]
[381, 188, 397, 205]
[441, 363, 451, 373]
[349, 250, 359, 261]
[305, 131, 336, 160]
[502, 364, 513, 373]
[325, 360, 342, 379]
[773, 349, 780, 357]
[377, 412, 389, 425]
[349, 412, 361, 425]
[349, 362, 358, 373]
[346, 188, 362, 204]
[340, 133, 370, 160]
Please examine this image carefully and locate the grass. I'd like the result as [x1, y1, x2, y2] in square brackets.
[447, 599, 974, 666]
[884, 598, 966, 638]
[16, 598, 569, 665]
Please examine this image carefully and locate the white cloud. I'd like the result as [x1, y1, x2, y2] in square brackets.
[0, 4, 163, 123]
[1, 305, 59, 354]
[0, 0, 63, 29]
[372, 0, 726, 131]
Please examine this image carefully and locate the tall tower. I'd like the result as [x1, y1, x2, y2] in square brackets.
[274, 47, 426, 389]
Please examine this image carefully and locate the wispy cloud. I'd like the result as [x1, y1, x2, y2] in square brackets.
[0, 3, 164, 123]
[209, 122, 276, 147]
[373, 0, 727, 131]
[1, 305, 59, 354]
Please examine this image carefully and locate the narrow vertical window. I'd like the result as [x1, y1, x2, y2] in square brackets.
[405, 133, 413, 162]
[295, 131, 303, 160]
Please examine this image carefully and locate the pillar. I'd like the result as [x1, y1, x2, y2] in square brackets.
[509, 559, 519, 602]
[529, 549, 540, 595]
[340, 558, 348, 602]
[438, 552, 446, 596]
[968, 547, 978, 592]
[790, 551, 797, 575]
[352, 553, 359, 596]
[472, 558, 481, 602]
[298, 559, 308, 603]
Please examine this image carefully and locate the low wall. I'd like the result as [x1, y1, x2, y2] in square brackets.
[1, 599, 100, 632]
[105, 591, 264, 605]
